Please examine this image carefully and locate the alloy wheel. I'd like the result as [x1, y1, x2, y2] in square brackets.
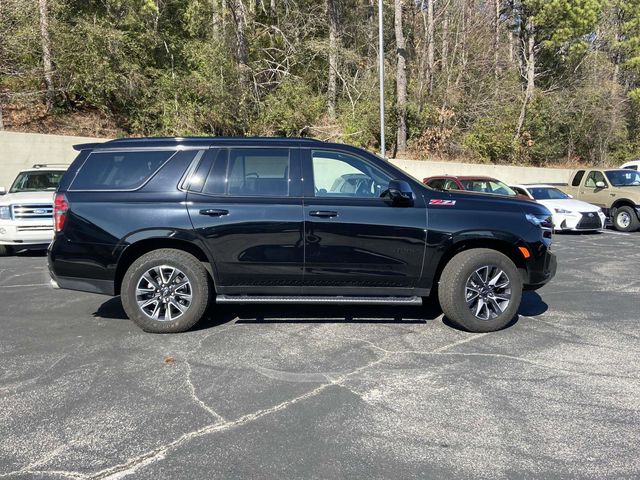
[135, 265, 193, 321]
[465, 265, 512, 320]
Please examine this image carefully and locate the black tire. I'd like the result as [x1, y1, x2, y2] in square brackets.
[121, 248, 212, 333]
[612, 206, 639, 232]
[438, 249, 522, 333]
[0, 245, 13, 256]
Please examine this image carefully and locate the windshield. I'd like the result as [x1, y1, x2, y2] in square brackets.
[9, 171, 64, 193]
[460, 179, 517, 196]
[529, 187, 570, 200]
[605, 170, 640, 186]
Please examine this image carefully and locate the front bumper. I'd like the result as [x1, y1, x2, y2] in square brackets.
[0, 221, 54, 246]
[523, 249, 557, 289]
[552, 211, 605, 231]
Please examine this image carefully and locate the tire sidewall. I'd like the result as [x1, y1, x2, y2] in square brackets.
[447, 251, 522, 333]
[121, 251, 209, 333]
[613, 207, 638, 232]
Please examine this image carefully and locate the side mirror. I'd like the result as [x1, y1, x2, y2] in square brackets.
[0, 187, 5, 195]
[382, 179, 414, 207]
[595, 181, 606, 189]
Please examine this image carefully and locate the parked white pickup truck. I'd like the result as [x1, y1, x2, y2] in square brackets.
[0, 165, 67, 255]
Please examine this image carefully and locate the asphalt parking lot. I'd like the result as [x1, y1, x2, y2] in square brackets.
[1, 231, 639, 479]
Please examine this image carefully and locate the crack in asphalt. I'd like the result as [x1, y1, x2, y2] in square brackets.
[183, 360, 226, 423]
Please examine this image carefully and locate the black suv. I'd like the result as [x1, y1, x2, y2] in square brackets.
[48, 137, 556, 333]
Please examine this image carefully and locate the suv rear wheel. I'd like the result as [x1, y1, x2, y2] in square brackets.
[438, 249, 522, 332]
[612, 206, 639, 232]
[121, 248, 212, 333]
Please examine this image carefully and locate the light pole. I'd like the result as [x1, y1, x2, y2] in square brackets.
[378, 0, 385, 158]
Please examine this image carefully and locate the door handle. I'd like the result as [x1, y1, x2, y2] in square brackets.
[199, 208, 229, 217]
[309, 210, 338, 218]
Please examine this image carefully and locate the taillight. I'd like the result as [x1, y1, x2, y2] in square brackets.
[54, 193, 69, 232]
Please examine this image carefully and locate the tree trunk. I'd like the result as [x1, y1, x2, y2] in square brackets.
[38, 0, 55, 111]
[441, 9, 449, 72]
[494, 0, 500, 77]
[426, 0, 434, 94]
[394, 0, 407, 152]
[326, 0, 338, 118]
[515, 18, 535, 140]
[229, 0, 250, 86]
[0, 101, 4, 131]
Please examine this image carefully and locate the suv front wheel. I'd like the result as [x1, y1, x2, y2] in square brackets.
[121, 248, 212, 333]
[438, 249, 522, 332]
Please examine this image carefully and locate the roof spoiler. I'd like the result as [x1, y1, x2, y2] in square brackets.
[73, 142, 103, 151]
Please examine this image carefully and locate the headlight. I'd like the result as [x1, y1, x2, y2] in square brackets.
[554, 208, 573, 214]
[0, 206, 10, 220]
[526, 213, 553, 228]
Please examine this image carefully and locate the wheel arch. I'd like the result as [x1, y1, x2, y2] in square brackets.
[114, 238, 214, 295]
[611, 198, 637, 213]
[430, 238, 528, 292]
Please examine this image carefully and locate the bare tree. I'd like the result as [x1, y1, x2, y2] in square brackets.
[441, 6, 449, 72]
[515, 16, 535, 139]
[229, 0, 251, 87]
[395, 0, 407, 152]
[38, 0, 55, 111]
[426, 0, 434, 94]
[494, 0, 500, 77]
[326, 0, 339, 118]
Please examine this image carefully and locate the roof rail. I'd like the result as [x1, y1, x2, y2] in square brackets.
[31, 163, 69, 169]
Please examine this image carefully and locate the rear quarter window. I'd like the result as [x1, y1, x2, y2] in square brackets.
[70, 150, 174, 190]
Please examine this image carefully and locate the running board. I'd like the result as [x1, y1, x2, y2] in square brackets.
[216, 295, 422, 305]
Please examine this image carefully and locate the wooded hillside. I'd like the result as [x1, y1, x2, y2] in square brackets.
[1, 0, 639, 165]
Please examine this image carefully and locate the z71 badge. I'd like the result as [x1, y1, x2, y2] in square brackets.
[429, 199, 457, 206]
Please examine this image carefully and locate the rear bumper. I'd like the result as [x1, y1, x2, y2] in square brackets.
[48, 236, 117, 296]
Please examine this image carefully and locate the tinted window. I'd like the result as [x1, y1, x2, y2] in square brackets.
[71, 151, 173, 190]
[529, 187, 570, 200]
[460, 180, 516, 196]
[312, 150, 391, 198]
[427, 179, 446, 190]
[10, 171, 64, 193]
[444, 179, 461, 190]
[203, 149, 229, 195]
[227, 148, 289, 196]
[572, 170, 585, 186]
[605, 170, 640, 186]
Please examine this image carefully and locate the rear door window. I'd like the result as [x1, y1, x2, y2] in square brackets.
[227, 148, 290, 196]
[71, 150, 173, 190]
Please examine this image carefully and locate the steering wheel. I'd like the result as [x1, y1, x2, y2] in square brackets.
[246, 172, 259, 179]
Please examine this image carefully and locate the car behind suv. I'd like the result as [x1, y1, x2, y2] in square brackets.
[1, 165, 67, 255]
[49, 137, 556, 333]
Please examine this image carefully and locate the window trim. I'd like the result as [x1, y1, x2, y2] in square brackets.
[68, 148, 179, 192]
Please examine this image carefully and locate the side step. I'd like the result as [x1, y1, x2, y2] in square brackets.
[216, 295, 422, 305]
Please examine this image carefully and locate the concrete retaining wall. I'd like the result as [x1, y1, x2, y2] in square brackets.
[389, 159, 574, 185]
[0, 131, 106, 189]
[0, 131, 574, 189]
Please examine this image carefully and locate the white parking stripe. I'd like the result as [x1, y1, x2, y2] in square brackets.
[0, 283, 49, 288]
[601, 230, 631, 236]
